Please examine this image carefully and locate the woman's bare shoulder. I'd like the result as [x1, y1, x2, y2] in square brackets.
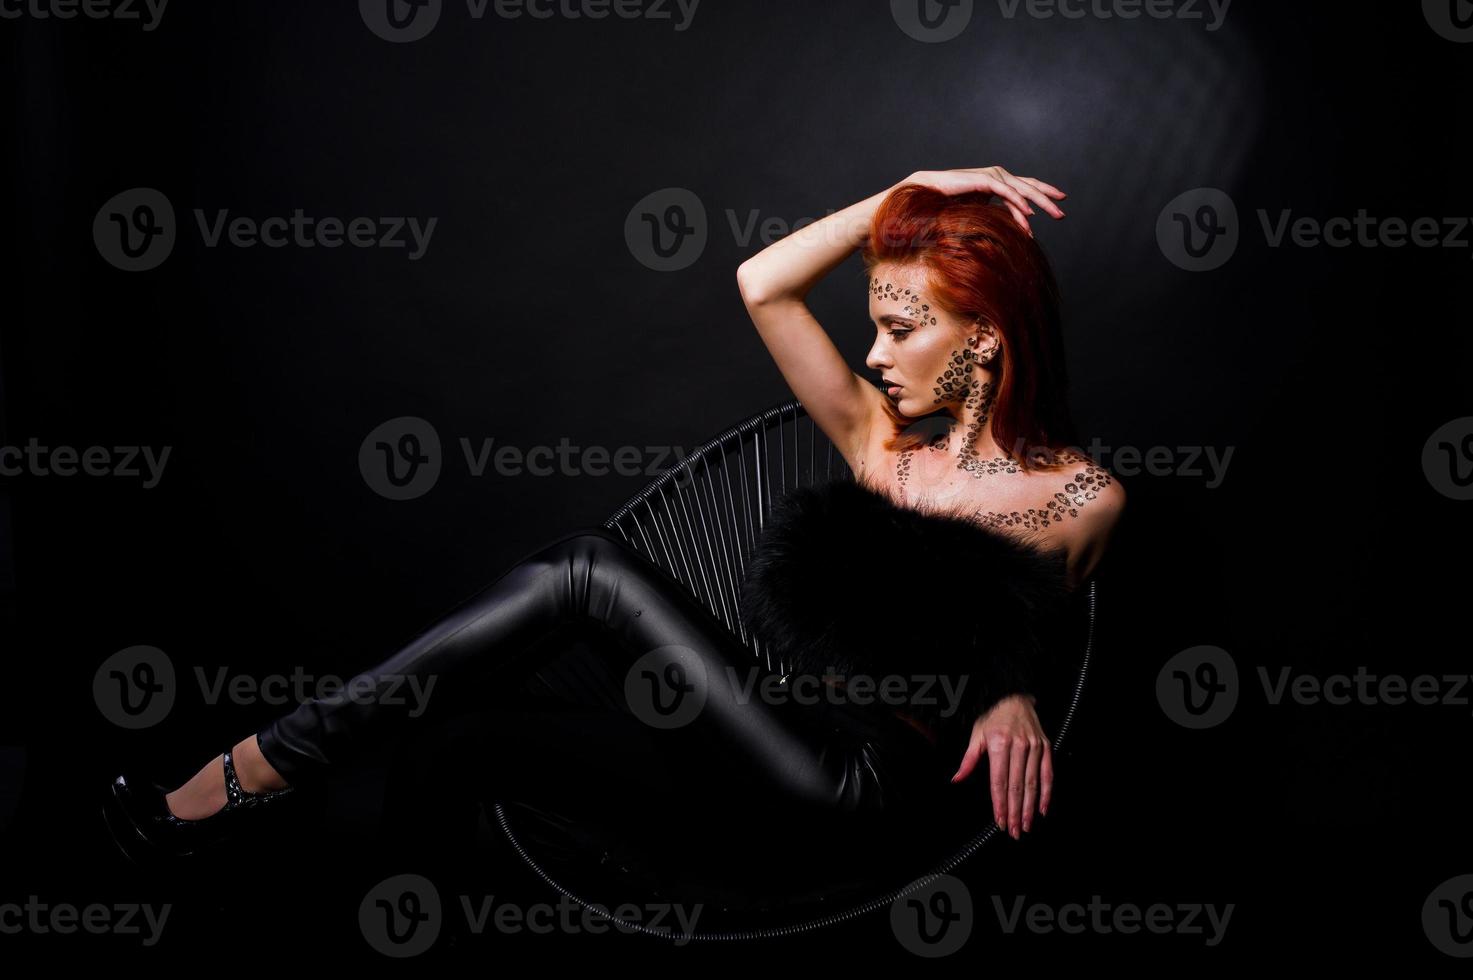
[963, 449, 1124, 586]
[1042, 449, 1125, 584]
[970, 448, 1122, 527]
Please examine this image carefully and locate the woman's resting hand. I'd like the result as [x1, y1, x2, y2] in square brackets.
[949, 693, 1051, 840]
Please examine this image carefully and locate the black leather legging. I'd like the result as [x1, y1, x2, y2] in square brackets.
[255, 527, 974, 833]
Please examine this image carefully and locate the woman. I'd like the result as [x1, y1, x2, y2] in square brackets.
[102, 166, 1124, 885]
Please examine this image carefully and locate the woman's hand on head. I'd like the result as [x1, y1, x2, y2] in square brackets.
[949, 693, 1051, 840]
[904, 167, 1067, 237]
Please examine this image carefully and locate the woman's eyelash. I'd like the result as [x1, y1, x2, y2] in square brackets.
[888, 328, 912, 341]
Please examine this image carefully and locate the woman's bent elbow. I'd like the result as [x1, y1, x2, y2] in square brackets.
[736, 261, 774, 307]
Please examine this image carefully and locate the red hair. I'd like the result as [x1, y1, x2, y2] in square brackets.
[860, 182, 1079, 474]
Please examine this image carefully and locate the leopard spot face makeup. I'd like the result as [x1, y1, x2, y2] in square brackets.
[864, 268, 1112, 533]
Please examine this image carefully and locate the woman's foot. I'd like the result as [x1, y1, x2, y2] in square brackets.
[163, 735, 290, 820]
[103, 739, 300, 867]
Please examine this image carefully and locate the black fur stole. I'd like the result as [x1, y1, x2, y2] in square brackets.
[737, 476, 1074, 741]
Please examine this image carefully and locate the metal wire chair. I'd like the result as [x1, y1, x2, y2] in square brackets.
[488, 397, 1099, 941]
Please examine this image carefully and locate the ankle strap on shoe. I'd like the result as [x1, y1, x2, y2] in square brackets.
[223, 749, 294, 808]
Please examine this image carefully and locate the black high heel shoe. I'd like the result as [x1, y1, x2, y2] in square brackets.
[102, 748, 299, 867]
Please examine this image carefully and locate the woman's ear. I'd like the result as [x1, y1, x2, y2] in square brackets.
[967, 319, 1001, 361]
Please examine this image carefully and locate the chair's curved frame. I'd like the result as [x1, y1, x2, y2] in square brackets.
[489, 397, 1098, 942]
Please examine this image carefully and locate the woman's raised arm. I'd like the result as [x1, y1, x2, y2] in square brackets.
[735, 176, 914, 462]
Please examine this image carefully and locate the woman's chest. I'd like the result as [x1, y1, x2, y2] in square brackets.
[853, 442, 1072, 548]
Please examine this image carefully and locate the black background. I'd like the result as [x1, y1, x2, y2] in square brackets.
[2, 0, 1468, 965]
